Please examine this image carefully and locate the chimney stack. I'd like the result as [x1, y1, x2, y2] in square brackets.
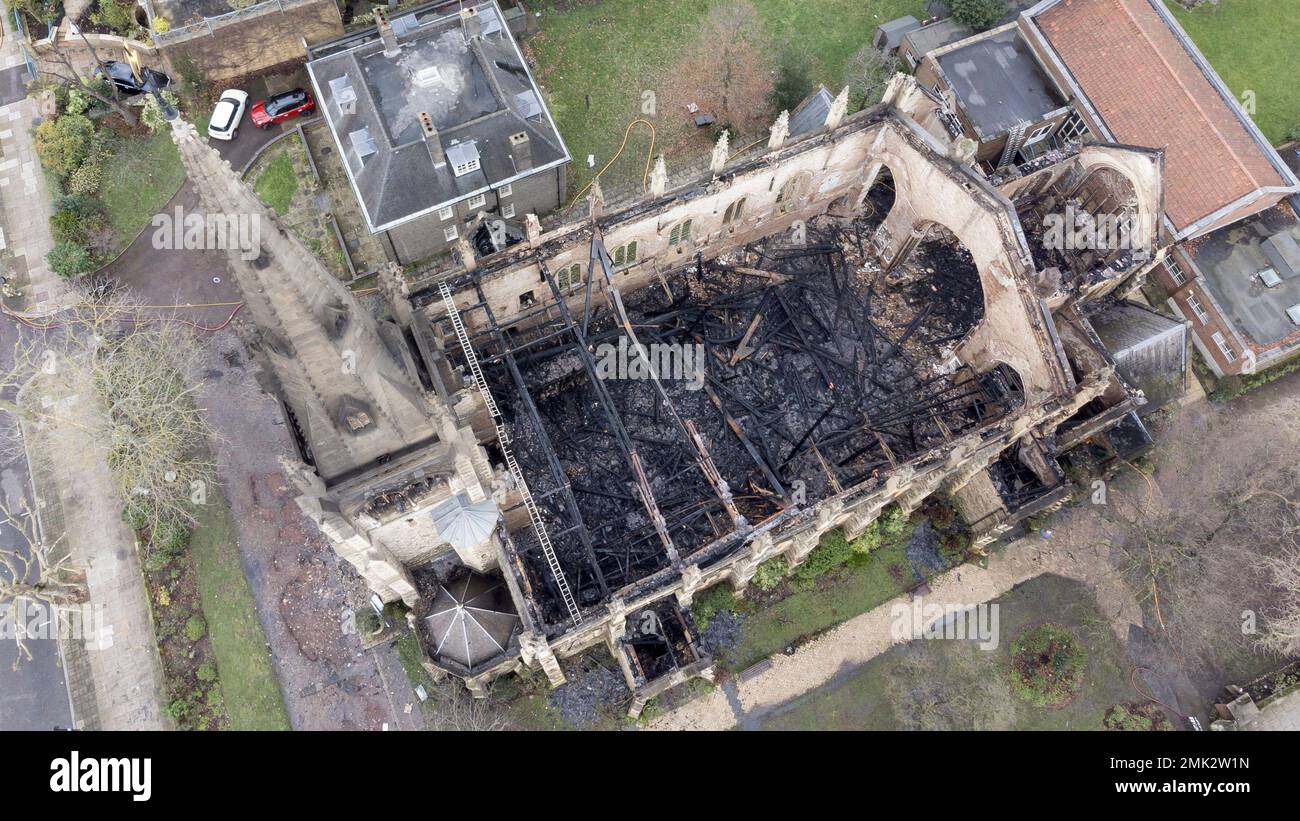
[420, 112, 446, 167]
[509, 131, 532, 172]
[461, 7, 482, 42]
[375, 7, 399, 56]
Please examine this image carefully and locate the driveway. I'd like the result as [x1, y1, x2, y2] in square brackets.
[207, 68, 314, 173]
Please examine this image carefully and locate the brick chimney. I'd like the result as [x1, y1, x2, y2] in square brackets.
[461, 6, 482, 41]
[420, 112, 446, 167]
[375, 7, 399, 56]
[509, 131, 532, 173]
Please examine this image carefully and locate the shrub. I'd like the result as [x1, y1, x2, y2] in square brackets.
[47, 241, 95, 278]
[196, 662, 217, 683]
[152, 16, 171, 34]
[1009, 623, 1088, 707]
[184, 614, 207, 642]
[691, 584, 737, 631]
[152, 517, 192, 558]
[879, 505, 909, 540]
[141, 91, 181, 133]
[65, 158, 104, 197]
[752, 556, 789, 591]
[949, 0, 1009, 31]
[794, 530, 854, 581]
[34, 113, 101, 181]
[91, 0, 140, 36]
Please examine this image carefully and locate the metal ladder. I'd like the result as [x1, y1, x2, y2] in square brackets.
[439, 280, 582, 627]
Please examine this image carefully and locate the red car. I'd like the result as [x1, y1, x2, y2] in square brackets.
[250, 88, 316, 129]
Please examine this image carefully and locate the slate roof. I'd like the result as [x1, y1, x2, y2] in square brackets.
[307, 2, 569, 233]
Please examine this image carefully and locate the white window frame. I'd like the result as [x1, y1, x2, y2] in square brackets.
[498, 183, 512, 198]
[501, 203, 515, 219]
[438, 205, 454, 221]
[467, 193, 487, 210]
[452, 158, 481, 177]
[1211, 331, 1236, 362]
[443, 225, 458, 242]
[1023, 122, 1056, 145]
[1165, 257, 1186, 286]
[1058, 111, 1091, 143]
[1186, 293, 1209, 324]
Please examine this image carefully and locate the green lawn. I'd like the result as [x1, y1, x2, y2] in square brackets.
[253, 150, 299, 216]
[722, 534, 921, 671]
[98, 129, 186, 248]
[189, 489, 292, 730]
[530, 0, 924, 193]
[761, 574, 1139, 730]
[1168, 0, 1300, 144]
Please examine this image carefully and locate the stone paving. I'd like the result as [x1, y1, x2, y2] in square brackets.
[0, 22, 74, 317]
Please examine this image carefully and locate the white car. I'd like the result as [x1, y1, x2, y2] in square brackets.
[207, 89, 248, 141]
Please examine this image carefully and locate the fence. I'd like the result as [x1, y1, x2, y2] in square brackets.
[146, 0, 322, 45]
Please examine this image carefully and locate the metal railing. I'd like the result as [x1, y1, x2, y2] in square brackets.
[151, 0, 322, 45]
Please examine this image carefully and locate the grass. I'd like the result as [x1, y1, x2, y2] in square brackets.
[760, 574, 1137, 730]
[724, 535, 918, 670]
[189, 488, 292, 730]
[98, 129, 186, 248]
[1168, 0, 1300, 144]
[253, 150, 299, 216]
[530, 0, 924, 193]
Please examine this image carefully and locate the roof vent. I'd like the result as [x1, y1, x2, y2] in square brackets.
[329, 76, 356, 117]
[1287, 304, 1300, 326]
[1259, 267, 1282, 288]
[514, 90, 541, 119]
[349, 128, 377, 160]
[414, 66, 442, 87]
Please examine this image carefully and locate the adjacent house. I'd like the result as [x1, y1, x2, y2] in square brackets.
[306, 2, 570, 265]
[911, 0, 1300, 376]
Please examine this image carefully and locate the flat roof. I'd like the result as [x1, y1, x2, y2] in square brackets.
[307, 2, 569, 234]
[903, 19, 974, 57]
[937, 29, 1065, 140]
[1033, 0, 1294, 233]
[1189, 202, 1300, 347]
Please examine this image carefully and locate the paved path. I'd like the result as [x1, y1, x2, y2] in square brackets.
[650, 502, 1144, 731]
[0, 20, 74, 317]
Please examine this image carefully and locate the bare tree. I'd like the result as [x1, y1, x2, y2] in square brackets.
[34, 35, 138, 126]
[664, 1, 775, 140]
[0, 300, 216, 544]
[843, 44, 900, 112]
[0, 501, 85, 669]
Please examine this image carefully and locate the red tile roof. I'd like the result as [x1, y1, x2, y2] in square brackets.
[1036, 0, 1288, 231]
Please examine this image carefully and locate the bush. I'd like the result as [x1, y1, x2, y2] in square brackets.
[1009, 623, 1088, 707]
[950, 0, 1009, 31]
[141, 91, 181, 133]
[152, 517, 193, 558]
[794, 530, 854, 581]
[752, 555, 789, 591]
[691, 584, 737, 631]
[184, 614, 207, 642]
[196, 662, 218, 683]
[152, 16, 171, 34]
[770, 47, 814, 114]
[47, 241, 95, 278]
[34, 113, 102, 181]
[91, 0, 140, 36]
[65, 158, 104, 197]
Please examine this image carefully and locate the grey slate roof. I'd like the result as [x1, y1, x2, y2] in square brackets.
[876, 16, 921, 51]
[307, 2, 568, 233]
[1089, 301, 1187, 414]
[789, 85, 834, 138]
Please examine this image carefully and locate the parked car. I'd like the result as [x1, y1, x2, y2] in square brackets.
[207, 89, 248, 141]
[94, 60, 171, 97]
[250, 88, 316, 129]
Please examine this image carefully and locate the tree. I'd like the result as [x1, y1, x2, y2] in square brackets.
[46, 240, 95, 277]
[0, 501, 85, 669]
[0, 299, 216, 547]
[34, 112, 101, 180]
[843, 44, 900, 112]
[950, 0, 1009, 32]
[33, 34, 139, 127]
[664, 1, 775, 138]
